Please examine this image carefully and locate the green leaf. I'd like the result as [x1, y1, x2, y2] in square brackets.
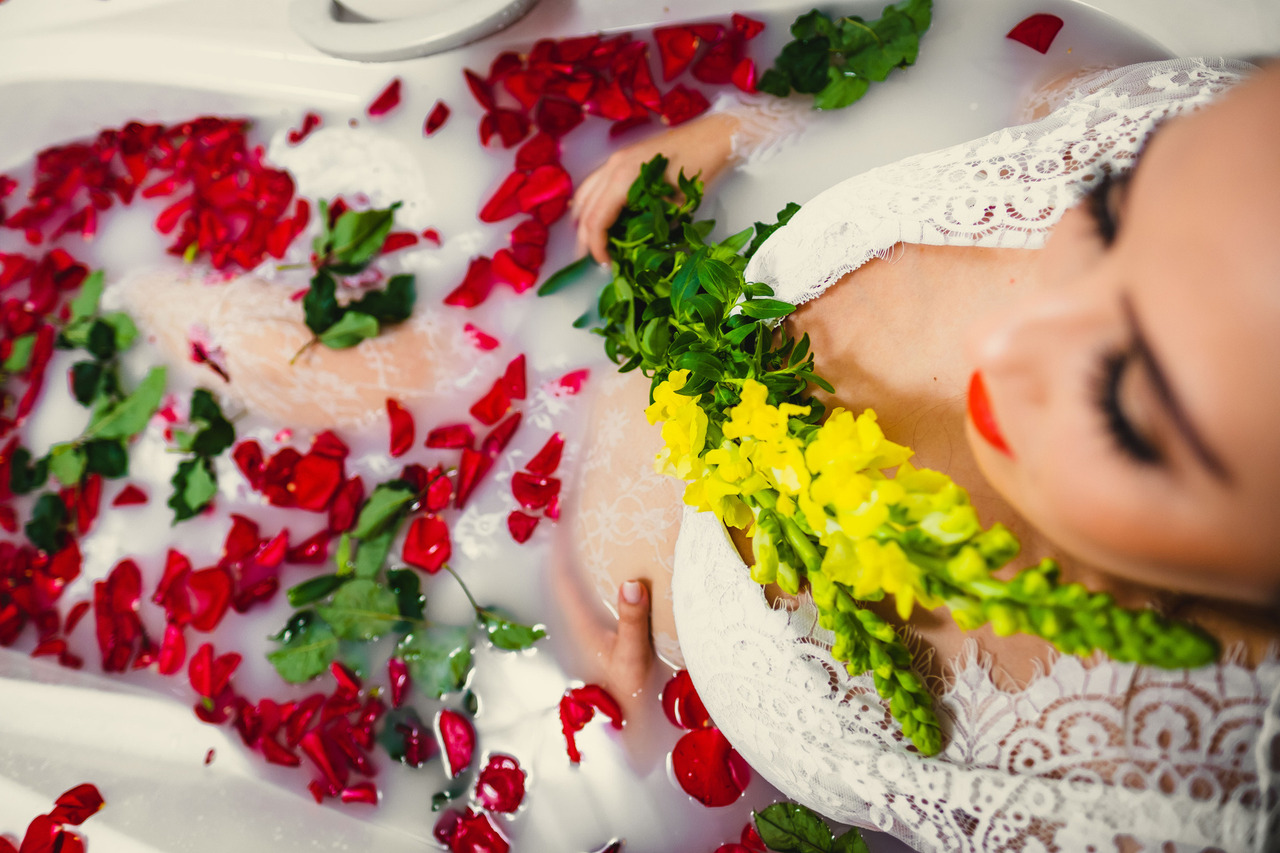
[83, 439, 129, 478]
[2, 333, 36, 373]
[387, 569, 426, 621]
[318, 310, 379, 349]
[70, 361, 104, 406]
[814, 69, 870, 110]
[101, 312, 138, 351]
[188, 389, 235, 457]
[48, 443, 87, 487]
[267, 610, 339, 683]
[303, 270, 342, 336]
[753, 802, 837, 853]
[352, 483, 416, 539]
[832, 829, 871, 853]
[537, 256, 594, 296]
[68, 270, 105, 323]
[348, 274, 416, 324]
[397, 625, 473, 698]
[8, 447, 49, 495]
[739, 298, 796, 320]
[25, 492, 67, 554]
[316, 578, 403, 641]
[478, 610, 547, 651]
[323, 204, 401, 273]
[287, 574, 348, 607]
[86, 319, 117, 361]
[85, 366, 166, 440]
[354, 528, 396, 579]
[169, 457, 217, 522]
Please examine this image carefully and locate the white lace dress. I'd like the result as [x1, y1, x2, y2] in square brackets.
[672, 59, 1280, 853]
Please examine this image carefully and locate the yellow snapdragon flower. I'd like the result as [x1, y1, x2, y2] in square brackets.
[646, 371, 708, 479]
[723, 379, 809, 442]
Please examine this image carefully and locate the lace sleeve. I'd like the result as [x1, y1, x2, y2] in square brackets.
[709, 91, 814, 169]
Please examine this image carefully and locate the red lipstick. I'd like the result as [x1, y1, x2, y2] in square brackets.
[967, 372, 1013, 457]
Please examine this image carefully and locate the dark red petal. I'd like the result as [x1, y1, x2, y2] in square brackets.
[380, 232, 419, 254]
[692, 39, 741, 86]
[423, 466, 453, 513]
[48, 783, 105, 825]
[491, 249, 537, 293]
[462, 323, 500, 351]
[488, 50, 523, 81]
[474, 754, 526, 813]
[506, 511, 539, 544]
[480, 412, 521, 458]
[223, 514, 261, 563]
[660, 669, 712, 730]
[424, 100, 451, 136]
[653, 26, 700, 81]
[386, 398, 415, 458]
[437, 709, 476, 777]
[330, 660, 363, 695]
[300, 729, 349, 792]
[492, 109, 532, 148]
[514, 133, 560, 171]
[526, 433, 564, 476]
[187, 566, 233, 632]
[443, 256, 496, 308]
[660, 85, 711, 127]
[454, 447, 494, 509]
[286, 529, 331, 565]
[232, 440, 265, 489]
[287, 112, 323, 145]
[157, 621, 187, 675]
[328, 476, 365, 534]
[290, 453, 344, 511]
[110, 484, 148, 507]
[732, 14, 766, 40]
[464, 69, 497, 110]
[511, 472, 560, 510]
[388, 657, 410, 708]
[367, 78, 403, 118]
[671, 728, 751, 807]
[425, 423, 475, 449]
[1006, 13, 1065, 53]
[311, 430, 350, 460]
[534, 98, 584, 138]
[401, 515, 451, 574]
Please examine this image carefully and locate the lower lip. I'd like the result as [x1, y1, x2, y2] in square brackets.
[967, 372, 1013, 457]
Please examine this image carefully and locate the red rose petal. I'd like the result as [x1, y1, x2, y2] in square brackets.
[479, 173, 527, 224]
[514, 133, 560, 171]
[511, 472, 560, 510]
[232, 440, 265, 489]
[671, 728, 751, 807]
[741, 821, 767, 853]
[444, 256, 496, 308]
[287, 112, 323, 145]
[480, 412, 521, 458]
[464, 69, 497, 110]
[501, 354, 526, 399]
[424, 100, 451, 136]
[388, 657, 411, 708]
[285, 529, 331, 564]
[506, 511, 539, 544]
[437, 709, 476, 778]
[401, 515, 451, 574]
[110, 484, 148, 507]
[425, 423, 475, 450]
[488, 50, 523, 82]
[534, 98, 584, 138]
[559, 684, 624, 764]
[491, 249, 537, 293]
[469, 381, 511, 427]
[224, 515, 260, 563]
[732, 14, 766, 40]
[290, 453, 343, 511]
[157, 620, 187, 675]
[367, 78, 403, 118]
[421, 228, 441, 245]
[463, 323, 500, 351]
[660, 84, 711, 126]
[549, 368, 589, 397]
[331, 660, 362, 695]
[328, 476, 364, 534]
[188, 642, 241, 698]
[423, 466, 453, 513]
[526, 433, 564, 476]
[380, 231, 419, 254]
[386, 398, 415, 458]
[515, 165, 572, 213]
[653, 25, 700, 80]
[660, 669, 712, 730]
[731, 58, 758, 94]
[1006, 13, 1065, 53]
[312, 430, 350, 460]
[187, 567, 233, 632]
[475, 754, 526, 813]
[692, 39, 741, 86]
[340, 782, 379, 805]
[48, 783, 105, 825]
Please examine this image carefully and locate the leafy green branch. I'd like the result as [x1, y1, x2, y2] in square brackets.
[168, 389, 235, 522]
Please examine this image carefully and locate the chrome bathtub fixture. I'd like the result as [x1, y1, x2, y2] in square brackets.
[289, 0, 542, 62]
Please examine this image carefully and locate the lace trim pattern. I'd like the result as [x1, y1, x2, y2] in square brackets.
[673, 59, 1277, 853]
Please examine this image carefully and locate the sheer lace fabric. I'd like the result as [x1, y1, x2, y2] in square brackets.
[672, 58, 1277, 853]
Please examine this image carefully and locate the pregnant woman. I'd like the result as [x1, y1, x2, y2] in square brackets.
[567, 58, 1280, 852]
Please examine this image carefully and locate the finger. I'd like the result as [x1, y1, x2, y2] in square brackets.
[611, 579, 654, 692]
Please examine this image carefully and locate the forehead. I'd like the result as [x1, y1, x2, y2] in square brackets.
[1121, 66, 1280, 477]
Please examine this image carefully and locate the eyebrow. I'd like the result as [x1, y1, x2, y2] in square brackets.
[1122, 295, 1232, 483]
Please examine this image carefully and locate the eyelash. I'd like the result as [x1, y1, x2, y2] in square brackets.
[1093, 347, 1163, 465]
[1085, 170, 1125, 245]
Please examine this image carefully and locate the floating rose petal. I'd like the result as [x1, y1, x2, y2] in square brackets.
[481, 109, 532, 149]
[425, 423, 475, 449]
[671, 727, 751, 807]
[475, 754, 526, 813]
[470, 381, 511, 426]
[328, 476, 364, 534]
[526, 434, 564, 476]
[290, 453, 344, 511]
[514, 133, 560, 171]
[732, 13, 766, 40]
[187, 566, 233, 632]
[501, 354, 526, 399]
[367, 78, 403, 118]
[287, 112, 323, 145]
[424, 100, 451, 136]
[714, 846, 753, 853]
[423, 466, 453, 513]
[444, 256, 496, 308]
[492, 249, 537, 292]
[479, 173, 526, 224]
[740, 821, 767, 853]
[188, 642, 241, 699]
[402, 515, 451, 574]
[300, 729, 349, 793]
[488, 50, 523, 81]
[653, 25, 700, 80]
[232, 440, 265, 490]
[549, 369, 589, 397]
[660, 84, 711, 126]
[480, 412, 521, 458]
[385, 398, 415, 458]
[516, 165, 572, 213]
[464, 69, 497, 110]
[534, 98, 584, 138]
[661, 669, 712, 730]
[437, 709, 476, 778]
[340, 783, 379, 805]
[559, 684, 624, 764]
[286, 529, 330, 564]
[380, 231, 419, 254]
[435, 809, 510, 853]
[511, 472, 560, 511]
[463, 323, 500, 351]
[731, 58, 757, 94]
[48, 783, 105, 825]
[544, 493, 560, 521]
[157, 621, 187, 675]
[507, 511, 539, 544]
[1006, 13, 1065, 53]
[388, 657, 411, 708]
[692, 39, 741, 86]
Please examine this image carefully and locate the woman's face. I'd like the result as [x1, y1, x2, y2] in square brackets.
[965, 63, 1280, 604]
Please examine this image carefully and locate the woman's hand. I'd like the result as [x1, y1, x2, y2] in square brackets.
[572, 111, 741, 264]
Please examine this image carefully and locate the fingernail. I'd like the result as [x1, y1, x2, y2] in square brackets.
[621, 580, 643, 604]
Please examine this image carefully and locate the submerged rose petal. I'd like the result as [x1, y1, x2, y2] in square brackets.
[475, 754, 526, 813]
[435, 809, 510, 853]
[514, 133, 560, 170]
[660, 84, 711, 126]
[367, 78, 403, 117]
[424, 100, 451, 136]
[661, 669, 712, 730]
[671, 728, 751, 807]
[559, 684, 624, 764]
[1006, 13, 1065, 53]
[462, 323, 500, 351]
[444, 256, 495, 308]
[425, 423, 475, 449]
[386, 398, 415, 458]
[401, 515, 451, 574]
[328, 476, 364, 534]
[506, 511, 539, 544]
[437, 709, 476, 778]
[388, 657, 411, 708]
